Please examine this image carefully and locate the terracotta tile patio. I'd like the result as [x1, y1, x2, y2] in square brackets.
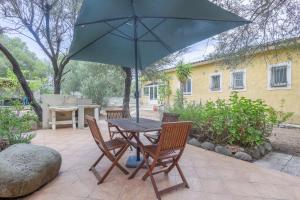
[23, 120, 300, 200]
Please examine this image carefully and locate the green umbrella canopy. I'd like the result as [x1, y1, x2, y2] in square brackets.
[68, 0, 249, 70]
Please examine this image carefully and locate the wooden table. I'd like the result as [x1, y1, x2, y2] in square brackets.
[107, 118, 161, 163]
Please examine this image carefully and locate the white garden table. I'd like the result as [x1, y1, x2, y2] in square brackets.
[49, 106, 78, 130]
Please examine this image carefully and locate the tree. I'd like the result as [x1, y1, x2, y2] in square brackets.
[62, 61, 124, 109]
[175, 62, 191, 107]
[209, 0, 300, 66]
[1, 0, 82, 93]
[0, 41, 42, 121]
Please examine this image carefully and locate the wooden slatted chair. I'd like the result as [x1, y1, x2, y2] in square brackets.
[144, 112, 180, 144]
[86, 115, 130, 185]
[130, 121, 192, 200]
[106, 109, 131, 140]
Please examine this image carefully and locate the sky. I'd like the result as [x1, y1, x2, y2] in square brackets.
[11, 33, 216, 66]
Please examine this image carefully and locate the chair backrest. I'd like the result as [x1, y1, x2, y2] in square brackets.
[157, 122, 192, 152]
[106, 109, 130, 120]
[162, 112, 180, 122]
[86, 115, 107, 151]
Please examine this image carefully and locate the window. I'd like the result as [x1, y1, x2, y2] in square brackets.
[268, 62, 291, 89]
[150, 85, 158, 100]
[210, 73, 222, 92]
[143, 87, 149, 96]
[183, 78, 192, 95]
[231, 70, 246, 90]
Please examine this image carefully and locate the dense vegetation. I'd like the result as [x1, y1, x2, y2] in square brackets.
[62, 62, 125, 109]
[0, 102, 37, 146]
[169, 93, 293, 147]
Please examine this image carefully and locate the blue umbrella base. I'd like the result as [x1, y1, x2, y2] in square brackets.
[125, 155, 144, 168]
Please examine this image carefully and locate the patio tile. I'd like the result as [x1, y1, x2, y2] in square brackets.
[23, 125, 300, 200]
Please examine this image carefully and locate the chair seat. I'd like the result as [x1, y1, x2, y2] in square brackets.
[144, 145, 178, 160]
[105, 138, 127, 151]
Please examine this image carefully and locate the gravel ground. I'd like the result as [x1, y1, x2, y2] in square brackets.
[269, 127, 300, 157]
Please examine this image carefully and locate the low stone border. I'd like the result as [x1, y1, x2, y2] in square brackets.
[188, 137, 273, 162]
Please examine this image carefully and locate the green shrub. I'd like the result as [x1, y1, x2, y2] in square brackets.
[169, 93, 292, 147]
[0, 104, 37, 145]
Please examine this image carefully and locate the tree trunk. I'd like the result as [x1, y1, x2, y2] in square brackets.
[0, 42, 43, 121]
[53, 75, 62, 94]
[122, 67, 132, 113]
[180, 82, 184, 107]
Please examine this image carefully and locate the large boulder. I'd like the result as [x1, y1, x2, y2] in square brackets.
[0, 144, 62, 198]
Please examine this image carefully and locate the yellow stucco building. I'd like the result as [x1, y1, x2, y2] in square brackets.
[141, 44, 300, 124]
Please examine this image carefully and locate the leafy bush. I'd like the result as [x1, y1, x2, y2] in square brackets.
[0, 104, 37, 145]
[169, 93, 292, 147]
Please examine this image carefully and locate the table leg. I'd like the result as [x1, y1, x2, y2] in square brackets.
[94, 108, 99, 121]
[52, 111, 56, 130]
[78, 107, 84, 129]
[72, 110, 76, 129]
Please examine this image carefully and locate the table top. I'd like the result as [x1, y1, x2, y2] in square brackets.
[48, 106, 78, 111]
[107, 118, 161, 132]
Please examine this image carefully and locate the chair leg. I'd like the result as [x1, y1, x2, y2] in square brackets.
[143, 154, 161, 200]
[98, 148, 129, 184]
[89, 153, 104, 171]
[107, 146, 129, 175]
[175, 162, 189, 188]
[142, 155, 157, 181]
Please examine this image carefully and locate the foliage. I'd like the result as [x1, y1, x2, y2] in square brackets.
[0, 102, 37, 145]
[175, 62, 191, 107]
[169, 93, 292, 147]
[158, 73, 172, 105]
[175, 62, 192, 83]
[209, 0, 300, 67]
[0, 35, 51, 97]
[270, 99, 294, 126]
[1, 0, 82, 93]
[62, 61, 125, 109]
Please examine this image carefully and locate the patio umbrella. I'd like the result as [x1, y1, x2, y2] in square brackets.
[68, 0, 249, 122]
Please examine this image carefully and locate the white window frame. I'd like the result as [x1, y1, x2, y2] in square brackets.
[267, 62, 292, 90]
[183, 78, 192, 95]
[230, 69, 247, 91]
[209, 72, 222, 92]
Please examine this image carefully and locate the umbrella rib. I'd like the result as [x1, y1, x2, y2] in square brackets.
[75, 17, 133, 26]
[139, 16, 250, 23]
[110, 32, 133, 41]
[69, 18, 132, 58]
[137, 19, 167, 40]
[104, 21, 133, 40]
[138, 19, 173, 53]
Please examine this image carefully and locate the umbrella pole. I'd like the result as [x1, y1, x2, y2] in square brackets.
[134, 16, 139, 124]
[125, 16, 143, 167]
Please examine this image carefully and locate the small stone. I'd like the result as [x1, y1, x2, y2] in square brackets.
[258, 144, 266, 156]
[247, 146, 261, 159]
[235, 152, 253, 161]
[188, 138, 201, 147]
[200, 142, 215, 151]
[215, 145, 232, 156]
[225, 145, 244, 154]
[264, 142, 272, 152]
[0, 139, 8, 151]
